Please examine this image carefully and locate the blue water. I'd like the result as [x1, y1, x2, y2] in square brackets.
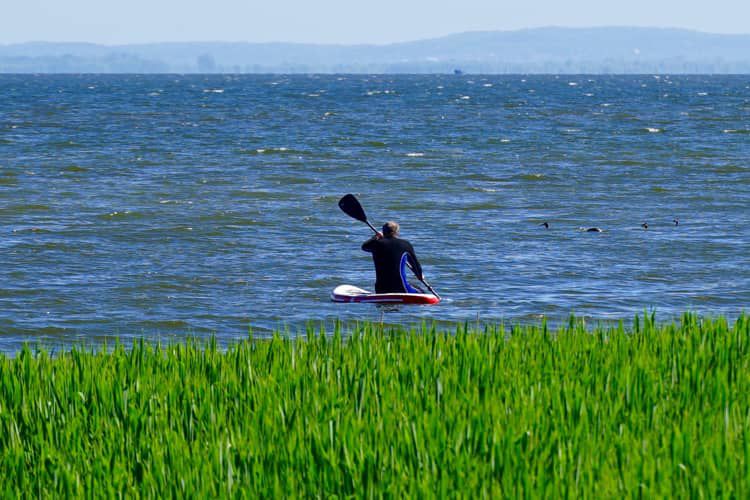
[1, 74, 749, 351]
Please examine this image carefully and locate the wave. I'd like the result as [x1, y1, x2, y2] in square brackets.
[360, 141, 388, 147]
[238, 147, 307, 156]
[98, 210, 147, 220]
[0, 204, 51, 215]
[11, 227, 53, 234]
[62, 165, 88, 173]
[229, 190, 295, 200]
[515, 173, 549, 181]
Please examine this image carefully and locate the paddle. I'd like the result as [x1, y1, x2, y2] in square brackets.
[338, 194, 381, 235]
[338, 194, 440, 299]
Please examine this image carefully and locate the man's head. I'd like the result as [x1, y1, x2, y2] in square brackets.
[382, 221, 400, 237]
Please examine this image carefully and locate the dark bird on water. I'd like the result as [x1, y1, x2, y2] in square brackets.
[540, 222, 549, 228]
[641, 222, 648, 229]
[585, 227, 603, 233]
[673, 219, 679, 226]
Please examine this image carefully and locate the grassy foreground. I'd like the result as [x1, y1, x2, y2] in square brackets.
[1, 314, 749, 497]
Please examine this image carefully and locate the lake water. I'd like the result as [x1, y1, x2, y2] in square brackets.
[1, 74, 749, 351]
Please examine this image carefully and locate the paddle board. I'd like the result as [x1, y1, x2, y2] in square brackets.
[331, 285, 440, 305]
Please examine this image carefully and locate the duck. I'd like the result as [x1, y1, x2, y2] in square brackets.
[540, 222, 549, 229]
[641, 222, 648, 229]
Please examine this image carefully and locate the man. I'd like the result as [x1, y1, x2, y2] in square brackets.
[361, 221, 424, 294]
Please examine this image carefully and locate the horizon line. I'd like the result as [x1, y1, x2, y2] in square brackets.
[3, 25, 750, 48]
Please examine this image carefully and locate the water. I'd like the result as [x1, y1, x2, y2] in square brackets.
[1, 74, 749, 351]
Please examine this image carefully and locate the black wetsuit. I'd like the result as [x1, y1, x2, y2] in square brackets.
[362, 236, 423, 293]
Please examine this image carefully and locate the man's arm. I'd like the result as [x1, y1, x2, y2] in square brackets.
[406, 245, 424, 281]
[361, 232, 383, 252]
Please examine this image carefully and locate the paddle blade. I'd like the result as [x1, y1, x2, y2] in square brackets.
[338, 194, 368, 223]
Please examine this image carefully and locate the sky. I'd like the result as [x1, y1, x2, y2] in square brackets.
[3, 0, 750, 45]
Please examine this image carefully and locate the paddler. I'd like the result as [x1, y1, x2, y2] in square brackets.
[361, 221, 425, 294]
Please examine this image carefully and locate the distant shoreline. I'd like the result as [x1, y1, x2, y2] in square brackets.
[2, 72, 750, 77]
[2, 27, 750, 74]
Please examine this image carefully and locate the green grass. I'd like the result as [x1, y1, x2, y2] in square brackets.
[1, 313, 749, 497]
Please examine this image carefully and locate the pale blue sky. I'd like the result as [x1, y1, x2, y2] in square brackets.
[3, 0, 749, 45]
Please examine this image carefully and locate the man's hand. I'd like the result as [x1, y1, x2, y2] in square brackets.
[375, 231, 384, 239]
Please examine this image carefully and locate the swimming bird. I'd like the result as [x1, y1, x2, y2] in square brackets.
[585, 227, 603, 233]
[540, 222, 549, 229]
[673, 219, 679, 226]
[641, 222, 648, 229]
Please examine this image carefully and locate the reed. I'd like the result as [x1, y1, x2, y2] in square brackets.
[1, 313, 749, 497]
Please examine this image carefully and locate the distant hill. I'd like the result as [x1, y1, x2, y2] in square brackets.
[2, 27, 750, 73]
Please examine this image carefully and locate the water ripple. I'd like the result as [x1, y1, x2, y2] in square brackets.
[0, 74, 748, 351]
